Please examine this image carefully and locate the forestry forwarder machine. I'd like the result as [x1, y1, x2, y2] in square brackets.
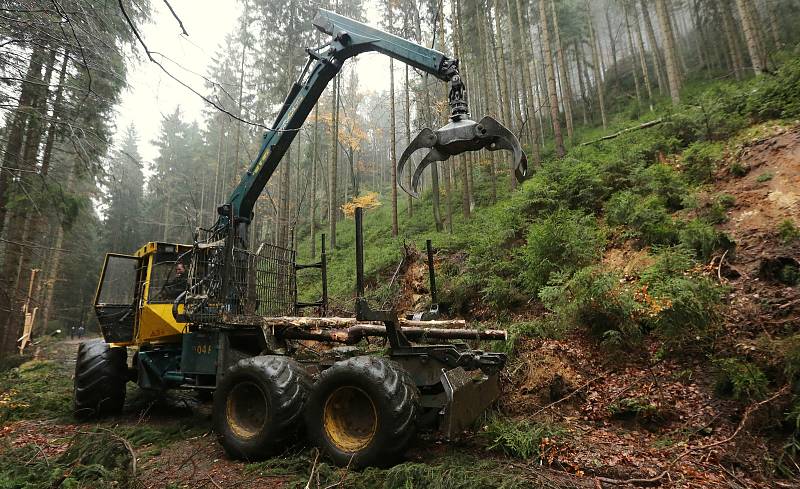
[75, 10, 528, 467]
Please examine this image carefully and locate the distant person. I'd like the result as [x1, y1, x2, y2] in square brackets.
[162, 261, 188, 299]
[70, 325, 76, 340]
[77, 325, 85, 339]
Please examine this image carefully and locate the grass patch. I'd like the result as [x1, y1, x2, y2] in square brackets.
[0, 360, 72, 423]
[713, 358, 769, 400]
[778, 219, 800, 245]
[0, 430, 134, 489]
[756, 172, 774, 183]
[482, 416, 564, 460]
[247, 450, 535, 488]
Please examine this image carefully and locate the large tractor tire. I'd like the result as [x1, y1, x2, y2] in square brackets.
[73, 340, 128, 419]
[213, 356, 311, 460]
[304, 356, 420, 468]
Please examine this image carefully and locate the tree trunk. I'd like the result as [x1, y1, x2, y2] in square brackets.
[587, 2, 608, 130]
[390, 57, 398, 237]
[765, 0, 782, 51]
[0, 48, 46, 241]
[404, 65, 413, 217]
[493, 0, 514, 135]
[631, 0, 654, 108]
[735, 0, 765, 75]
[655, 0, 682, 104]
[436, 4, 453, 230]
[453, 0, 472, 214]
[513, 0, 541, 165]
[720, 0, 745, 79]
[31, 52, 69, 335]
[551, 0, 574, 142]
[624, 1, 642, 107]
[310, 105, 318, 258]
[574, 41, 589, 125]
[539, 0, 565, 157]
[0, 48, 54, 358]
[640, 0, 667, 94]
[328, 76, 339, 248]
[605, 8, 620, 86]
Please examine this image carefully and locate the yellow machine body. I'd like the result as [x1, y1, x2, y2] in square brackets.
[93, 242, 192, 348]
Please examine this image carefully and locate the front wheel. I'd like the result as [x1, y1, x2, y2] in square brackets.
[73, 340, 127, 419]
[304, 356, 420, 468]
[213, 356, 311, 460]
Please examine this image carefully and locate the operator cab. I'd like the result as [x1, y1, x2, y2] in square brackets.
[93, 242, 192, 346]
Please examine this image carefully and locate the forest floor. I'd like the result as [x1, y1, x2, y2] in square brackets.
[1, 124, 799, 488]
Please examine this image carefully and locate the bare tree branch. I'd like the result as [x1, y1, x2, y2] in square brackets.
[162, 0, 188, 36]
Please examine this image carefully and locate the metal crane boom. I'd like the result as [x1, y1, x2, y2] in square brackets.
[221, 9, 526, 244]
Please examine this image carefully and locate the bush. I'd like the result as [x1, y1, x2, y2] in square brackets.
[519, 209, 605, 295]
[518, 157, 610, 214]
[663, 86, 748, 144]
[756, 172, 774, 183]
[645, 274, 724, 343]
[745, 58, 800, 121]
[505, 319, 565, 346]
[682, 141, 723, 183]
[717, 194, 736, 208]
[714, 358, 769, 400]
[540, 267, 641, 342]
[483, 416, 563, 460]
[679, 219, 726, 261]
[701, 200, 729, 225]
[730, 161, 749, 177]
[606, 192, 678, 247]
[635, 163, 688, 210]
[641, 247, 725, 344]
[778, 219, 800, 245]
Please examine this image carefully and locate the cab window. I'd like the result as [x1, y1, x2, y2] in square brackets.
[149, 251, 187, 303]
[97, 255, 138, 305]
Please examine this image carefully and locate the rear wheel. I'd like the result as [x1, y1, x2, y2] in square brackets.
[73, 340, 127, 419]
[213, 356, 311, 460]
[304, 356, 419, 468]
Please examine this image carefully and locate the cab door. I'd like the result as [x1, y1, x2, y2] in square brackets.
[94, 253, 141, 344]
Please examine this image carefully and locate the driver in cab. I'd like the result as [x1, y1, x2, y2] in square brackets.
[161, 261, 188, 299]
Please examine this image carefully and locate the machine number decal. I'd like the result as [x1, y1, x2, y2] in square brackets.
[194, 344, 213, 355]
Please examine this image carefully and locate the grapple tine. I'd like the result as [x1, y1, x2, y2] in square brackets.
[476, 116, 528, 181]
[411, 148, 448, 196]
[397, 128, 437, 197]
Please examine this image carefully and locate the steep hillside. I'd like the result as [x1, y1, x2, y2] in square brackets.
[302, 59, 800, 487]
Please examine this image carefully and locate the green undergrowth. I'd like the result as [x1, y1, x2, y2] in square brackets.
[0, 359, 73, 423]
[482, 416, 564, 460]
[246, 450, 537, 489]
[0, 430, 135, 489]
[308, 54, 800, 344]
[291, 54, 800, 472]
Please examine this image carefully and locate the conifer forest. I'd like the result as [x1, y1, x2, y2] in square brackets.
[2, 0, 800, 487]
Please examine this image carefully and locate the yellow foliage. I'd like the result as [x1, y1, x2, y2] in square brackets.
[341, 192, 382, 218]
[313, 111, 366, 151]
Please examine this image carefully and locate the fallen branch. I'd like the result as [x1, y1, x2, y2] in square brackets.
[323, 453, 354, 489]
[596, 385, 790, 486]
[581, 119, 664, 146]
[717, 249, 730, 282]
[304, 449, 320, 489]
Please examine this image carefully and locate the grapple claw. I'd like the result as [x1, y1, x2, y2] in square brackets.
[397, 115, 528, 197]
[397, 128, 437, 197]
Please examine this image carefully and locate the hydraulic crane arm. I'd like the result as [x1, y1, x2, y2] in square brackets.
[221, 9, 526, 242]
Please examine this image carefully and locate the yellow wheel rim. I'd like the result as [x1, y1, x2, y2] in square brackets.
[323, 386, 377, 452]
[226, 381, 268, 439]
